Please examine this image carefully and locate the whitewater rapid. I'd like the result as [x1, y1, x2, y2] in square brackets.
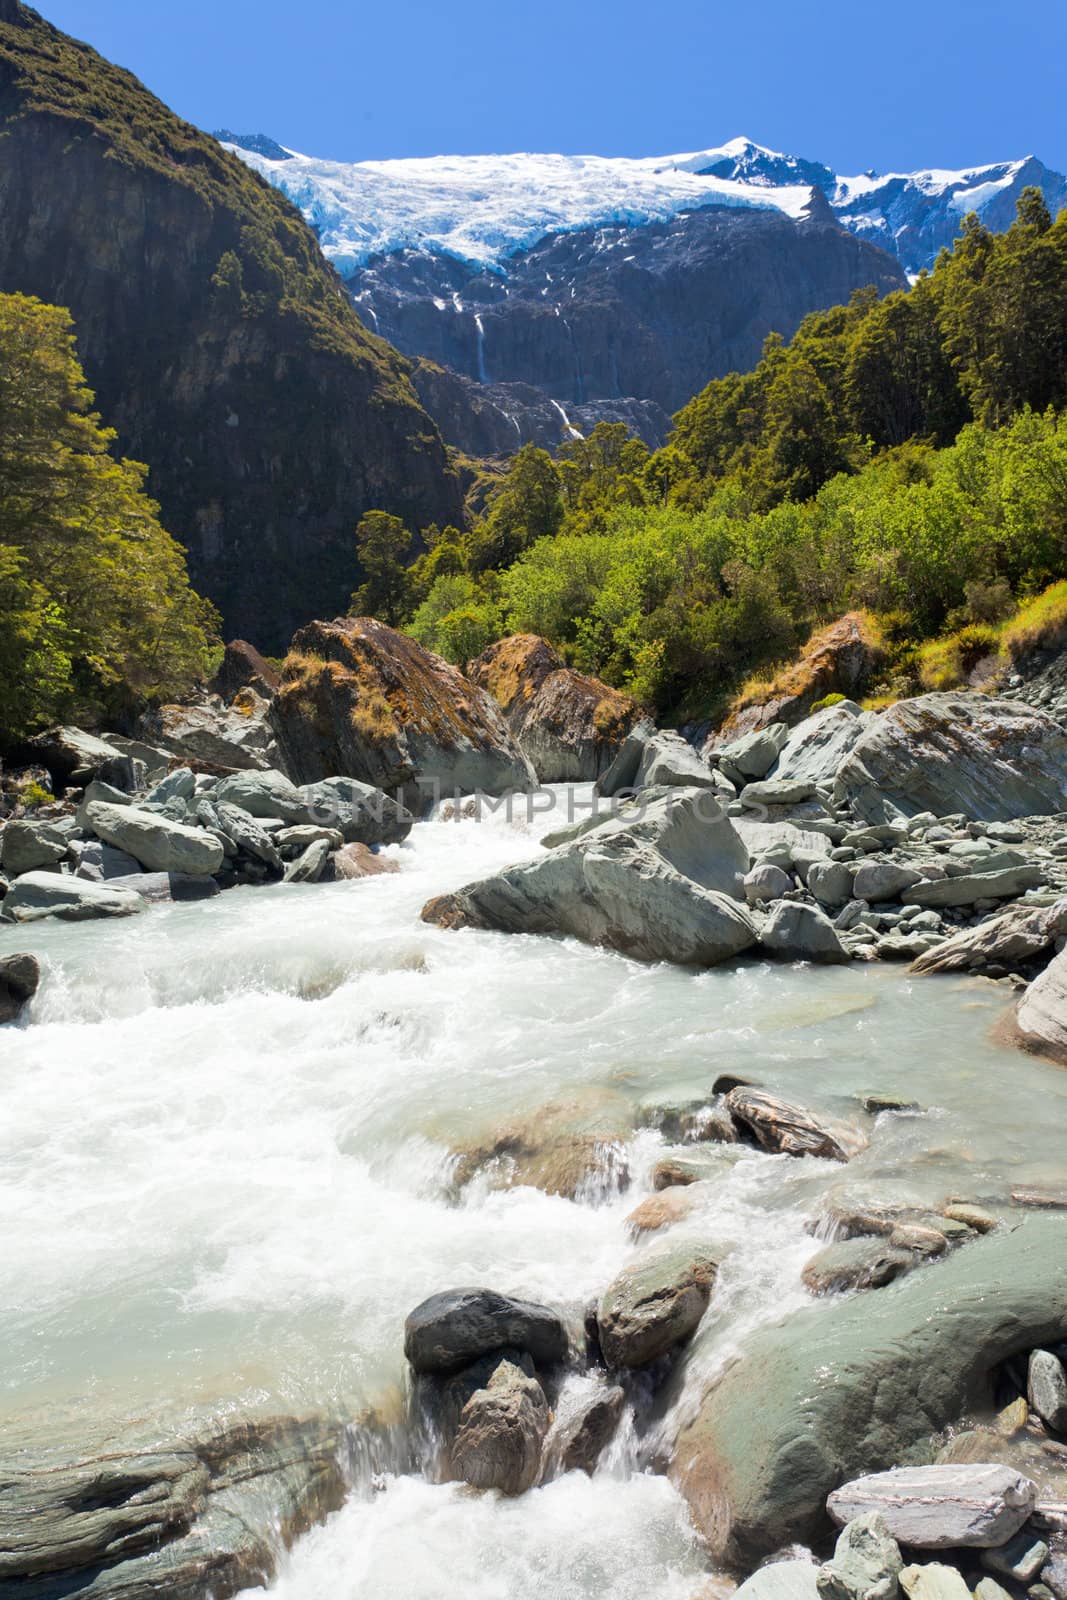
[3, 790, 1066, 1599]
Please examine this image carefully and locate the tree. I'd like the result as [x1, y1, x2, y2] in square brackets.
[466, 445, 563, 572]
[349, 510, 413, 625]
[0, 293, 217, 741]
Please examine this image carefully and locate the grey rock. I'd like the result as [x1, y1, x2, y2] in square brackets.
[809, 861, 855, 908]
[275, 825, 344, 856]
[594, 719, 656, 798]
[802, 1239, 915, 1296]
[0, 952, 40, 1024]
[974, 1581, 1014, 1600]
[1043, 1556, 1067, 1600]
[1, 870, 144, 922]
[912, 901, 1067, 976]
[106, 872, 221, 904]
[215, 802, 284, 870]
[1028, 1349, 1067, 1432]
[771, 702, 873, 787]
[741, 778, 819, 809]
[902, 867, 1044, 908]
[282, 839, 331, 884]
[835, 695, 1067, 823]
[299, 775, 413, 845]
[450, 1358, 549, 1495]
[898, 1566, 972, 1600]
[71, 839, 145, 882]
[597, 1239, 723, 1368]
[0, 819, 70, 876]
[726, 1087, 868, 1162]
[215, 768, 311, 821]
[1012, 948, 1067, 1064]
[542, 1383, 625, 1477]
[637, 730, 720, 790]
[145, 766, 197, 804]
[27, 725, 126, 787]
[85, 801, 224, 877]
[735, 818, 833, 864]
[672, 1216, 1067, 1568]
[981, 1531, 1050, 1584]
[852, 863, 925, 903]
[79, 778, 134, 809]
[746, 863, 793, 904]
[761, 902, 851, 964]
[404, 1288, 568, 1375]
[817, 1511, 903, 1600]
[146, 699, 278, 772]
[735, 1561, 822, 1600]
[718, 723, 790, 781]
[827, 1465, 1038, 1548]
[421, 787, 759, 967]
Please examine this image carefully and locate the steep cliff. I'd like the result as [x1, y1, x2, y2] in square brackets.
[0, 2, 462, 649]
[352, 196, 906, 430]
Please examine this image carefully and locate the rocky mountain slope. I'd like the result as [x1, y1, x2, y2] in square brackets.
[0, 1, 462, 650]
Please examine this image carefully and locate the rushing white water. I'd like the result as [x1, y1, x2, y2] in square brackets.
[3, 790, 1066, 1599]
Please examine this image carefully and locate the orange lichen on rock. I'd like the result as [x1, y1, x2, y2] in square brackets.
[717, 612, 885, 741]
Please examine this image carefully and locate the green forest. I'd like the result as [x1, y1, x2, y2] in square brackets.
[4, 190, 1067, 742]
[384, 188, 1067, 719]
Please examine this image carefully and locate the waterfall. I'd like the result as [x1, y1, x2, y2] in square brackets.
[474, 314, 488, 384]
[551, 398, 583, 441]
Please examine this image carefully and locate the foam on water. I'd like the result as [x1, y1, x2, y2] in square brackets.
[3, 790, 1066, 1596]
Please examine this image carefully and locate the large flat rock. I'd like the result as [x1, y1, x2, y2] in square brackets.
[835, 695, 1067, 823]
[671, 1215, 1067, 1568]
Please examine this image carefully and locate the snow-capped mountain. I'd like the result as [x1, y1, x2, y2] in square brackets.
[219, 134, 1066, 279]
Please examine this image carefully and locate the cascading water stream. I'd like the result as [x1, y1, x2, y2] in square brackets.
[3, 790, 1066, 1599]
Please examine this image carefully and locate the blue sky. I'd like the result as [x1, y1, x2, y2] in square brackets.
[37, 0, 1067, 174]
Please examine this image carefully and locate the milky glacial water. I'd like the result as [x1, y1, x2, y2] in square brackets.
[3, 790, 1067, 1600]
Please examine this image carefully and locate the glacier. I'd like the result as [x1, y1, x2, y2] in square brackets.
[219, 133, 1067, 280]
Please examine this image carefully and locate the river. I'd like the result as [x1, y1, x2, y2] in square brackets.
[3, 790, 1066, 1598]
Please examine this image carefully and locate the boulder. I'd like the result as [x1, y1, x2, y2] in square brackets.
[320, 842, 401, 882]
[1, 871, 144, 922]
[106, 872, 221, 904]
[0, 952, 39, 1023]
[715, 615, 884, 742]
[1028, 1349, 1067, 1432]
[212, 802, 284, 869]
[0, 1410, 346, 1600]
[594, 718, 657, 798]
[827, 1464, 1038, 1549]
[809, 862, 856, 909]
[274, 825, 344, 856]
[451, 1095, 632, 1201]
[852, 863, 924, 904]
[718, 724, 790, 782]
[282, 839, 331, 884]
[0, 820, 69, 876]
[542, 1381, 626, 1477]
[911, 901, 1067, 976]
[467, 634, 642, 782]
[898, 1567, 972, 1600]
[1011, 948, 1067, 1064]
[770, 702, 875, 788]
[85, 801, 224, 877]
[421, 788, 758, 967]
[214, 769, 310, 822]
[981, 1530, 1050, 1584]
[671, 1216, 1067, 1568]
[733, 1561, 822, 1600]
[726, 1088, 868, 1161]
[450, 1358, 549, 1495]
[901, 867, 1044, 908]
[299, 776, 413, 845]
[269, 616, 535, 812]
[835, 695, 1067, 823]
[817, 1512, 903, 1600]
[745, 863, 793, 904]
[26, 725, 127, 788]
[142, 699, 278, 773]
[740, 778, 819, 809]
[597, 1239, 723, 1368]
[802, 1239, 915, 1296]
[404, 1288, 568, 1375]
[760, 903, 851, 964]
[72, 840, 145, 881]
[637, 730, 720, 790]
[145, 767, 197, 804]
[210, 639, 281, 702]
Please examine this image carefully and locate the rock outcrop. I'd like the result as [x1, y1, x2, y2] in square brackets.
[714, 615, 885, 743]
[270, 618, 535, 811]
[467, 635, 642, 783]
[672, 1215, 1067, 1568]
[835, 695, 1067, 823]
[0, 2, 460, 648]
[422, 787, 758, 965]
